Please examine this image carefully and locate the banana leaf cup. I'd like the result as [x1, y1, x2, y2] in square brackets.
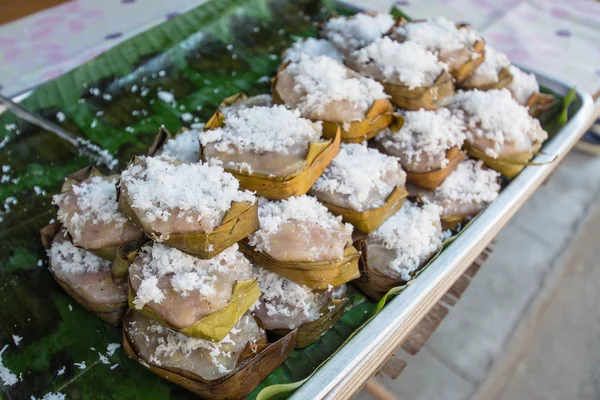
[41, 222, 128, 325]
[269, 288, 348, 349]
[240, 240, 360, 290]
[405, 147, 467, 190]
[526, 91, 557, 118]
[123, 310, 297, 400]
[54, 166, 144, 262]
[460, 66, 513, 91]
[389, 17, 486, 84]
[202, 109, 341, 200]
[316, 186, 409, 234]
[272, 64, 396, 143]
[381, 70, 455, 111]
[126, 243, 261, 342]
[118, 156, 258, 259]
[465, 141, 543, 179]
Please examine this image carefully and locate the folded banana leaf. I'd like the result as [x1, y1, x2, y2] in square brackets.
[272, 70, 396, 143]
[123, 310, 297, 400]
[240, 240, 360, 290]
[128, 272, 261, 341]
[202, 109, 341, 200]
[526, 91, 557, 118]
[451, 26, 486, 84]
[146, 126, 173, 157]
[381, 70, 455, 111]
[118, 156, 259, 258]
[405, 146, 466, 190]
[269, 289, 348, 349]
[465, 141, 544, 179]
[460, 66, 513, 91]
[40, 222, 128, 326]
[317, 186, 409, 233]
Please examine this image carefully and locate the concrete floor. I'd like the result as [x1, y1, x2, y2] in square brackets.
[355, 149, 600, 400]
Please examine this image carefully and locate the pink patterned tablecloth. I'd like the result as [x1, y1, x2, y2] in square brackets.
[0, 0, 599, 97]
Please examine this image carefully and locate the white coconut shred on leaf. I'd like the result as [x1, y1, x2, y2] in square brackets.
[369, 201, 443, 281]
[53, 176, 127, 240]
[253, 265, 323, 322]
[283, 37, 344, 63]
[312, 144, 406, 211]
[325, 12, 395, 53]
[0, 345, 18, 386]
[200, 105, 322, 154]
[249, 195, 353, 253]
[285, 56, 388, 119]
[507, 65, 539, 104]
[353, 38, 446, 89]
[375, 108, 466, 168]
[159, 129, 201, 163]
[49, 240, 111, 274]
[120, 157, 255, 231]
[434, 159, 500, 204]
[132, 243, 252, 309]
[394, 16, 482, 52]
[455, 89, 547, 158]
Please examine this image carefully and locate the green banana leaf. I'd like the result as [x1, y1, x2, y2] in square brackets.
[0, 0, 575, 399]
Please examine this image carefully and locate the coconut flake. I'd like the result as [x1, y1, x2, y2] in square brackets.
[132, 243, 252, 309]
[352, 38, 446, 89]
[325, 13, 395, 53]
[375, 108, 466, 170]
[283, 37, 345, 63]
[121, 157, 255, 232]
[49, 240, 111, 275]
[507, 65, 539, 105]
[283, 56, 388, 120]
[159, 129, 200, 163]
[0, 345, 18, 387]
[201, 105, 322, 155]
[393, 17, 482, 52]
[53, 176, 127, 241]
[432, 159, 500, 205]
[468, 46, 509, 84]
[455, 89, 547, 158]
[368, 201, 443, 281]
[312, 144, 406, 211]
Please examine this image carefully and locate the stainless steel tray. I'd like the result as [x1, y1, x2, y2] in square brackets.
[291, 70, 594, 399]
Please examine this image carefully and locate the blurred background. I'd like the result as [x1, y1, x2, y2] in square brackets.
[1, 1, 599, 399]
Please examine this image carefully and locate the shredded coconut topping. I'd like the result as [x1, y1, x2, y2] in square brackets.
[455, 89, 547, 158]
[249, 195, 353, 254]
[368, 201, 443, 280]
[284, 56, 388, 120]
[433, 159, 500, 204]
[132, 243, 252, 310]
[325, 12, 395, 53]
[394, 17, 482, 52]
[375, 108, 466, 169]
[53, 176, 127, 240]
[352, 38, 446, 89]
[312, 144, 406, 211]
[283, 37, 344, 63]
[200, 106, 322, 155]
[469, 46, 509, 84]
[220, 94, 273, 116]
[253, 265, 323, 324]
[49, 239, 111, 275]
[507, 65, 539, 105]
[121, 157, 255, 232]
[159, 129, 200, 163]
